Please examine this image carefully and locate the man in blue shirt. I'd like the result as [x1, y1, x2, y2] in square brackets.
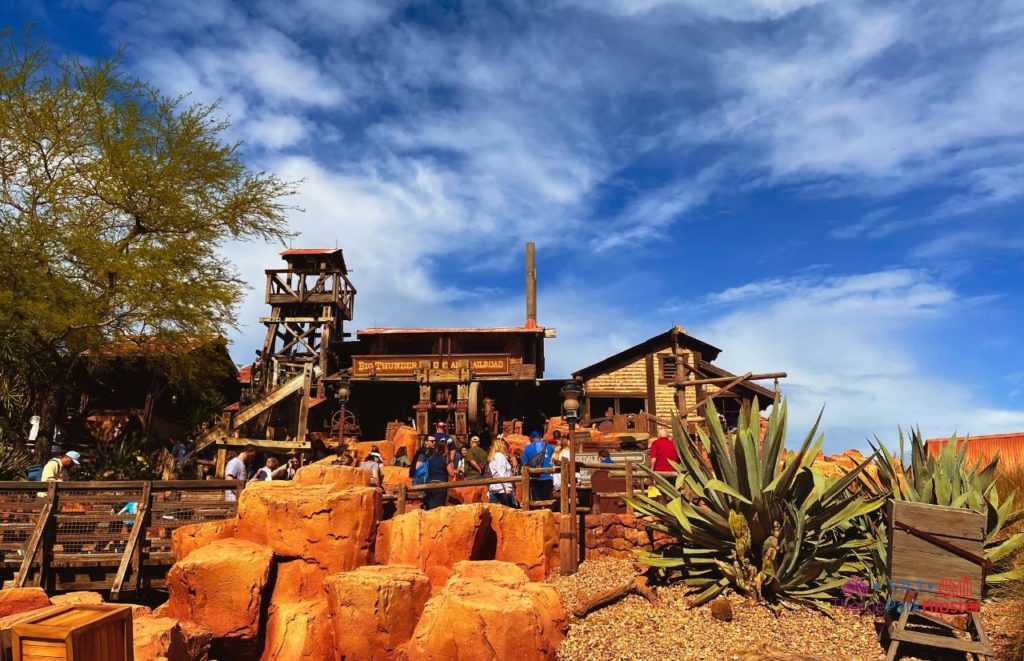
[521, 431, 554, 507]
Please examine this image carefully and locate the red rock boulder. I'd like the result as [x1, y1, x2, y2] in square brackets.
[381, 465, 411, 492]
[133, 615, 213, 661]
[392, 425, 420, 464]
[0, 588, 50, 617]
[172, 518, 238, 562]
[164, 538, 274, 659]
[327, 565, 432, 660]
[293, 463, 371, 489]
[375, 504, 493, 589]
[376, 504, 558, 587]
[349, 440, 396, 465]
[261, 598, 334, 660]
[236, 482, 380, 573]
[406, 561, 567, 660]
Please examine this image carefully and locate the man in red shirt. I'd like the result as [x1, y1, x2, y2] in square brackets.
[649, 436, 679, 472]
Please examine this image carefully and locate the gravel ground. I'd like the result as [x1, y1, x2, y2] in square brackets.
[552, 559, 1022, 661]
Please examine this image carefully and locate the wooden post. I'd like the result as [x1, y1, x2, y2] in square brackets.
[397, 484, 407, 515]
[215, 447, 227, 479]
[521, 466, 531, 511]
[111, 481, 152, 600]
[16, 481, 57, 588]
[624, 460, 634, 516]
[559, 458, 574, 574]
[296, 363, 312, 443]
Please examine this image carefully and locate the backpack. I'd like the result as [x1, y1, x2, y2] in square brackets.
[28, 458, 59, 481]
[413, 460, 430, 486]
[526, 444, 547, 469]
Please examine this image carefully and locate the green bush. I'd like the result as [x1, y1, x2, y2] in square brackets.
[0, 440, 30, 480]
[863, 430, 1024, 586]
[628, 398, 885, 612]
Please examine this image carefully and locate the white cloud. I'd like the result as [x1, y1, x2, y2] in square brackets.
[567, 0, 825, 22]
[694, 269, 1024, 451]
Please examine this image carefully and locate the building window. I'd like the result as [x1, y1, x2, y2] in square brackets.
[459, 339, 506, 354]
[385, 339, 435, 355]
[658, 354, 678, 383]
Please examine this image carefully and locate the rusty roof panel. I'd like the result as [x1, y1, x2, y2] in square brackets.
[279, 248, 342, 256]
[925, 433, 1024, 471]
[357, 326, 546, 335]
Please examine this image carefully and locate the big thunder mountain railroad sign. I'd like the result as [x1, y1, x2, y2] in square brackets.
[352, 354, 510, 377]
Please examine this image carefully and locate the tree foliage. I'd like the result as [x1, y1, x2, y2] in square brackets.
[0, 31, 294, 440]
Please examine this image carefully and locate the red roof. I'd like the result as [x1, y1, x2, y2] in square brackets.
[238, 364, 253, 383]
[925, 432, 1024, 471]
[357, 326, 545, 336]
[279, 248, 342, 256]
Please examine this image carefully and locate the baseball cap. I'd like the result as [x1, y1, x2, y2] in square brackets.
[65, 450, 82, 465]
[529, 431, 542, 440]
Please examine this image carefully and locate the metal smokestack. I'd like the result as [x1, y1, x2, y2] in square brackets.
[525, 242, 537, 328]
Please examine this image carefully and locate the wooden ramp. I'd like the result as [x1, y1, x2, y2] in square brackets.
[0, 480, 240, 598]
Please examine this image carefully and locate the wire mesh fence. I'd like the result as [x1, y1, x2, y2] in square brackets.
[0, 485, 46, 569]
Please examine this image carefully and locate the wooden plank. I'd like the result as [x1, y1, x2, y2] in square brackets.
[644, 354, 657, 418]
[14, 484, 56, 588]
[111, 482, 151, 600]
[887, 623, 991, 654]
[231, 372, 306, 427]
[521, 467, 531, 511]
[891, 501, 986, 541]
[295, 364, 312, 443]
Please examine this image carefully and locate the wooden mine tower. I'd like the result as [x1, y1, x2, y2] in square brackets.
[193, 249, 356, 467]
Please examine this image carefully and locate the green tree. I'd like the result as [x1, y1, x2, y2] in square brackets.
[0, 31, 294, 448]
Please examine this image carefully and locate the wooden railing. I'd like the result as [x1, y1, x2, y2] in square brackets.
[0, 480, 241, 597]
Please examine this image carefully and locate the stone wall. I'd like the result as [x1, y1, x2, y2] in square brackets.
[583, 513, 668, 560]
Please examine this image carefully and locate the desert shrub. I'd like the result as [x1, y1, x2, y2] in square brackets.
[862, 430, 1024, 586]
[628, 398, 885, 612]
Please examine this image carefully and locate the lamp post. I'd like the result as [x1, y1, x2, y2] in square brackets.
[336, 370, 351, 445]
[561, 380, 582, 574]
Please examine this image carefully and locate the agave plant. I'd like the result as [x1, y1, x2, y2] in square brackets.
[862, 429, 1024, 585]
[0, 440, 31, 480]
[628, 397, 886, 612]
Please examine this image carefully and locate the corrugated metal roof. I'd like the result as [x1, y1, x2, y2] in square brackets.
[925, 433, 1024, 471]
[279, 248, 342, 256]
[357, 326, 546, 335]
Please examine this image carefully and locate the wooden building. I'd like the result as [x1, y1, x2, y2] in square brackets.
[572, 326, 779, 432]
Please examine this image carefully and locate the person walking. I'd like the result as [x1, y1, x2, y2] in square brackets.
[271, 454, 301, 480]
[423, 442, 454, 511]
[521, 431, 554, 506]
[224, 444, 255, 502]
[463, 436, 489, 480]
[486, 437, 517, 507]
[410, 436, 435, 485]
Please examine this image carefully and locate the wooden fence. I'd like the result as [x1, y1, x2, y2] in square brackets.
[0, 480, 241, 598]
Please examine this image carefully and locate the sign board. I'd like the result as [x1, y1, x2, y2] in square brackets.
[577, 450, 648, 486]
[352, 354, 509, 377]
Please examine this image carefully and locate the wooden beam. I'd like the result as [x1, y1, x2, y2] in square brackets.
[295, 363, 312, 443]
[680, 372, 751, 418]
[645, 354, 657, 417]
[210, 438, 313, 451]
[675, 372, 787, 388]
[231, 372, 306, 427]
[15, 482, 56, 588]
[111, 481, 151, 600]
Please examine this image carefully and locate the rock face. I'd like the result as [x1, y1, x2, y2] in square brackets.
[261, 598, 334, 661]
[133, 615, 213, 661]
[406, 560, 567, 660]
[327, 565, 432, 661]
[164, 537, 274, 659]
[172, 518, 238, 562]
[376, 504, 558, 587]
[392, 425, 420, 464]
[293, 463, 371, 490]
[0, 587, 50, 617]
[381, 465, 411, 491]
[236, 482, 380, 573]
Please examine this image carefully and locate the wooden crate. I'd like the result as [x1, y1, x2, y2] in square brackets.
[12, 604, 133, 661]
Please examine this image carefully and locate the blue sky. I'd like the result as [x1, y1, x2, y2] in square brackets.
[5, 0, 1024, 450]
